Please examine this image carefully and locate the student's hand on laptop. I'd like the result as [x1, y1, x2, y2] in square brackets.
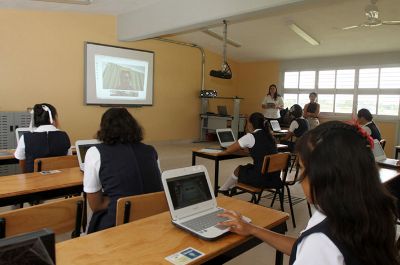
[218, 210, 254, 236]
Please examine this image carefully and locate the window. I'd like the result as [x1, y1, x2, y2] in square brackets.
[318, 94, 334, 112]
[299, 71, 315, 89]
[357, 95, 377, 114]
[335, 94, 353, 113]
[359, 68, 379, 89]
[283, 94, 297, 109]
[318, 70, 335, 89]
[378, 95, 400, 116]
[336, 69, 355, 89]
[283, 65, 400, 116]
[380, 67, 400, 89]
[284, 72, 299, 89]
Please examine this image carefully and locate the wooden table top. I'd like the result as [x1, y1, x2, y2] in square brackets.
[193, 144, 288, 157]
[0, 149, 16, 160]
[0, 167, 83, 198]
[56, 196, 289, 265]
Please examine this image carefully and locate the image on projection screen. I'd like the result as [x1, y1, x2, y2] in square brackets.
[94, 55, 148, 100]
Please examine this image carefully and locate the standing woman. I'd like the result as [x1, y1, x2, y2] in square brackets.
[84, 108, 162, 233]
[14, 103, 71, 173]
[261, 84, 284, 121]
[218, 112, 281, 193]
[303, 92, 320, 129]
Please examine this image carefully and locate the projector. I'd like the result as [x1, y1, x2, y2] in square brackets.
[200, 90, 218, 98]
[209, 70, 232, 79]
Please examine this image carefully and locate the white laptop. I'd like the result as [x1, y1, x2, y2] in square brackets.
[269, 120, 288, 133]
[75, 139, 101, 171]
[372, 139, 400, 168]
[15, 127, 31, 144]
[162, 165, 250, 240]
[216, 128, 235, 148]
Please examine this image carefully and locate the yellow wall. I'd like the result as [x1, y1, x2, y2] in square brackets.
[236, 61, 280, 116]
[0, 9, 239, 143]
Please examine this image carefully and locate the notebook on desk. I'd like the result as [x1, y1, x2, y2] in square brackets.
[162, 165, 250, 240]
[75, 139, 101, 171]
[269, 120, 288, 133]
[372, 139, 400, 168]
[216, 128, 236, 148]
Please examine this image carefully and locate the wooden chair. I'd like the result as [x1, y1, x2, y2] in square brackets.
[34, 155, 79, 172]
[230, 153, 291, 212]
[0, 196, 84, 239]
[379, 139, 386, 150]
[115, 191, 168, 225]
[271, 159, 312, 228]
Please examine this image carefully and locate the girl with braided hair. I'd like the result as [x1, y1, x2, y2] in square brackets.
[219, 120, 399, 265]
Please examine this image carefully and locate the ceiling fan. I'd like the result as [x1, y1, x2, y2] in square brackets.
[342, 0, 400, 30]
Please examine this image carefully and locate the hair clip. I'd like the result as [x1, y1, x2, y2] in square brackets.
[42, 105, 54, 124]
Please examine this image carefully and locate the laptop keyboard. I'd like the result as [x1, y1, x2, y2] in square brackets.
[181, 209, 229, 232]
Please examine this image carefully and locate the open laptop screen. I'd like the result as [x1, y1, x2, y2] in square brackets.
[78, 144, 100, 163]
[372, 139, 386, 161]
[217, 131, 234, 143]
[270, 120, 281, 131]
[166, 172, 212, 210]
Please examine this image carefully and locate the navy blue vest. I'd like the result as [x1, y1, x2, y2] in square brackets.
[88, 142, 162, 233]
[366, 122, 382, 141]
[250, 130, 278, 173]
[24, 131, 70, 173]
[289, 218, 361, 265]
[293, 118, 309, 138]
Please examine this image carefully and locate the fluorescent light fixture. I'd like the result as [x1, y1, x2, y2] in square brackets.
[289, 23, 320, 46]
[32, 0, 93, 4]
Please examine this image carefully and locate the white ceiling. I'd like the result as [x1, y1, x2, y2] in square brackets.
[0, 0, 399, 61]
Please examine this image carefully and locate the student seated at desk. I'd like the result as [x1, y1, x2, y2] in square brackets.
[357, 108, 382, 141]
[14, 103, 71, 173]
[281, 104, 309, 151]
[218, 112, 280, 193]
[220, 121, 400, 265]
[84, 108, 162, 233]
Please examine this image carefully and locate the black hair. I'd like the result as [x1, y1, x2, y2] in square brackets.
[97, 108, 143, 145]
[33, 103, 58, 127]
[289, 104, 303, 118]
[267, 84, 280, 100]
[248, 112, 276, 144]
[357, 108, 373, 122]
[296, 121, 399, 265]
[309, 92, 317, 97]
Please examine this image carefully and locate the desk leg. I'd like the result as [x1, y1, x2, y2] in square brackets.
[192, 153, 196, 166]
[272, 222, 287, 265]
[214, 159, 219, 197]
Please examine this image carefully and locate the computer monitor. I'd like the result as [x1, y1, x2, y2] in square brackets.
[0, 228, 55, 265]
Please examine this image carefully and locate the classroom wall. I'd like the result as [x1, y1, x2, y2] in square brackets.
[235, 61, 280, 115]
[0, 9, 239, 143]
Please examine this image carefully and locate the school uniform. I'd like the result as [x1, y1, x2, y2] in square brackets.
[14, 125, 71, 173]
[362, 121, 382, 141]
[84, 142, 163, 233]
[237, 129, 281, 188]
[283, 117, 309, 151]
[290, 210, 360, 265]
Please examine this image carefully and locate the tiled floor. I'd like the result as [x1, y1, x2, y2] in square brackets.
[0, 140, 313, 265]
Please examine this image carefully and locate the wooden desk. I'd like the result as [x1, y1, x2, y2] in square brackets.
[0, 149, 18, 166]
[192, 144, 288, 196]
[57, 196, 289, 265]
[0, 167, 83, 207]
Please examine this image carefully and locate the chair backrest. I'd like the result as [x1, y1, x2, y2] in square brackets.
[115, 191, 168, 226]
[261, 152, 291, 175]
[0, 196, 83, 239]
[379, 139, 386, 150]
[34, 155, 79, 172]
